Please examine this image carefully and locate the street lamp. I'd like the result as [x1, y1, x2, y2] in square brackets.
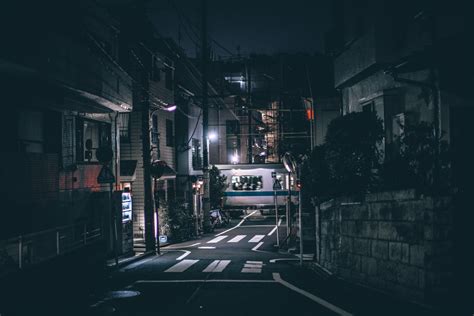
[209, 131, 218, 142]
[231, 153, 239, 164]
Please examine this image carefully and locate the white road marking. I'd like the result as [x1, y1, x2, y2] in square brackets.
[198, 246, 216, 249]
[241, 260, 263, 273]
[207, 235, 228, 244]
[215, 210, 258, 236]
[272, 273, 353, 316]
[228, 235, 246, 243]
[203, 260, 231, 273]
[202, 260, 219, 272]
[176, 251, 191, 260]
[119, 256, 155, 272]
[251, 242, 264, 251]
[165, 242, 201, 249]
[267, 226, 277, 236]
[249, 235, 265, 243]
[244, 263, 262, 268]
[135, 279, 275, 284]
[241, 268, 262, 273]
[268, 218, 283, 236]
[269, 258, 313, 263]
[164, 259, 199, 273]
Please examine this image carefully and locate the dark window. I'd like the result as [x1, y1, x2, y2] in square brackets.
[151, 114, 159, 144]
[152, 58, 161, 82]
[192, 138, 202, 170]
[226, 120, 240, 135]
[165, 68, 173, 90]
[166, 179, 175, 202]
[166, 119, 174, 147]
[118, 113, 130, 142]
[76, 118, 111, 162]
[362, 102, 374, 113]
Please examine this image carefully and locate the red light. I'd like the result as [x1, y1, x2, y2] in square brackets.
[306, 109, 314, 120]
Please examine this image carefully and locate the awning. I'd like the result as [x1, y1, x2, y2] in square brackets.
[120, 160, 137, 182]
[159, 163, 177, 180]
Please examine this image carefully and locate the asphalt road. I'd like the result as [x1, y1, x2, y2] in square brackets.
[0, 211, 436, 316]
[89, 211, 355, 316]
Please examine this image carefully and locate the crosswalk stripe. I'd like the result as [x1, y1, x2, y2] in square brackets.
[207, 235, 228, 244]
[248, 235, 265, 243]
[228, 235, 246, 243]
[204, 260, 231, 273]
[214, 260, 231, 272]
[241, 260, 263, 273]
[244, 263, 262, 268]
[164, 259, 199, 273]
[241, 268, 261, 273]
[202, 260, 220, 272]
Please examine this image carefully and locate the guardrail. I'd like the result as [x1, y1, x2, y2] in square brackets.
[0, 222, 102, 277]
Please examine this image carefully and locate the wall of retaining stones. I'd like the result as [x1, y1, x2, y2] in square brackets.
[318, 189, 453, 304]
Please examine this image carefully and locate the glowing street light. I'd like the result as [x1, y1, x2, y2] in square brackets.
[230, 154, 239, 164]
[208, 131, 218, 142]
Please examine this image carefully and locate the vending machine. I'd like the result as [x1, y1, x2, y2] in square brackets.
[114, 190, 134, 256]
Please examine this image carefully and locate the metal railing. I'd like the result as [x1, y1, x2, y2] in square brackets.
[0, 222, 102, 277]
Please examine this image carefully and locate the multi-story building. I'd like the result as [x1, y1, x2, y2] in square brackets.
[0, 1, 132, 259]
[329, 0, 472, 165]
[116, 10, 176, 252]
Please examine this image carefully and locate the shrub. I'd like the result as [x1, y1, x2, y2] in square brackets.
[301, 145, 331, 200]
[385, 121, 451, 193]
[209, 165, 228, 209]
[168, 202, 195, 242]
[323, 111, 384, 196]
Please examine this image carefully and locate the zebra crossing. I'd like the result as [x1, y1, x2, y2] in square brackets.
[164, 259, 265, 274]
[206, 234, 266, 244]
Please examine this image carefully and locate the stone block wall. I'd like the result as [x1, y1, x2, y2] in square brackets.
[319, 189, 453, 305]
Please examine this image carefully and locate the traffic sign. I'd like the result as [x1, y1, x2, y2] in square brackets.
[97, 165, 116, 184]
[272, 179, 282, 190]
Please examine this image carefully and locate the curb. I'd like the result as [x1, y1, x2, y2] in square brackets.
[107, 251, 155, 270]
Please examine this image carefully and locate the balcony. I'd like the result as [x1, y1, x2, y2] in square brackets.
[40, 33, 133, 112]
[1, 32, 132, 113]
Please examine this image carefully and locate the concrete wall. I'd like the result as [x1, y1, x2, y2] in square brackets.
[319, 189, 453, 305]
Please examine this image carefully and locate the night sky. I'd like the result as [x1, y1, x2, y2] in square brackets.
[146, 0, 332, 57]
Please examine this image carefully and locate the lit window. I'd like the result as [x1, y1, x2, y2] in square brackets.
[231, 175, 263, 191]
[75, 118, 111, 162]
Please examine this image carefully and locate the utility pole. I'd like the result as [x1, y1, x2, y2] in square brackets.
[141, 75, 156, 253]
[305, 64, 315, 150]
[201, 0, 211, 232]
[246, 62, 252, 164]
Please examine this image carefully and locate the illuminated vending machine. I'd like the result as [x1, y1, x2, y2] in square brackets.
[115, 189, 134, 255]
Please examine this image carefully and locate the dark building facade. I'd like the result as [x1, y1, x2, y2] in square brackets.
[0, 1, 133, 264]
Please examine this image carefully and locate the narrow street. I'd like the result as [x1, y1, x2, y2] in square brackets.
[87, 211, 434, 316]
[89, 211, 352, 316]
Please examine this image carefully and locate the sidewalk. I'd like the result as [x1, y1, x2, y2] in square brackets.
[287, 260, 441, 316]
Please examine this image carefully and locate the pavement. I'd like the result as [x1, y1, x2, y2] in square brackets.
[86, 211, 436, 316]
[0, 211, 440, 316]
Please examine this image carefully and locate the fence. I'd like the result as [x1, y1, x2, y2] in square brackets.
[0, 222, 102, 277]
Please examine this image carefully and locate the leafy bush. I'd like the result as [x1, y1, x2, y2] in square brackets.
[209, 165, 228, 209]
[323, 111, 384, 196]
[301, 145, 331, 200]
[167, 202, 196, 242]
[383, 122, 451, 193]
